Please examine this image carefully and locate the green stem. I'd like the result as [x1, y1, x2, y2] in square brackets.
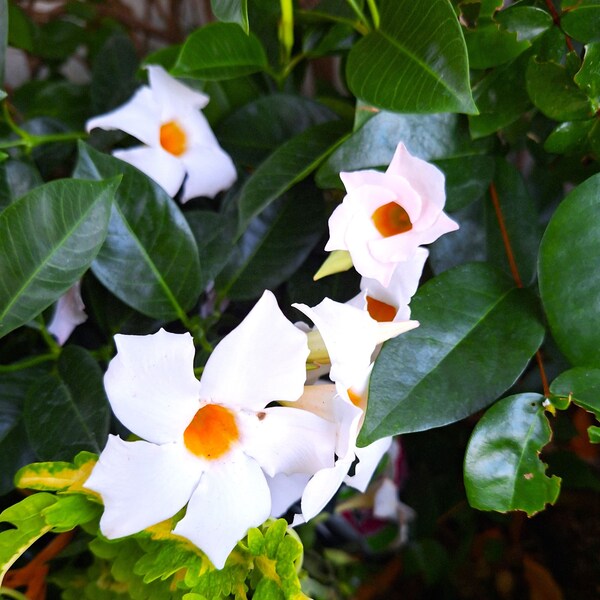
[0, 353, 56, 373]
[0, 589, 29, 600]
[345, 0, 372, 32]
[366, 0, 380, 29]
[36, 315, 61, 356]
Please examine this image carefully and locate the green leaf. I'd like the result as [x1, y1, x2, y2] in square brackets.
[173, 22, 267, 80]
[464, 23, 530, 69]
[217, 183, 325, 300]
[346, 0, 476, 114]
[464, 393, 561, 516]
[74, 142, 202, 321]
[495, 5, 553, 42]
[550, 367, 600, 421]
[538, 173, 600, 367]
[42, 493, 101, 532]
[15, 451, 98, 494]
[0, 178, 117, 339]
[237, 120, 347, 231]
[217, 93, 337, 167]
[6, 2, 36, 53]
[0, 492, 55, 581]
[360, 263, 545, 444]
[211, 0, 249, 33]
[561, 3, 600, 43]
[526, 57, 595, 121]
[317, 111, 488, 189]
[574, 43, 600, 110]
[544, 119, 599, 155]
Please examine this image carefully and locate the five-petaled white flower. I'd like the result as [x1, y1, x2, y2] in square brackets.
[86, 65, 236, 202]
[325, 143, 458, 286]
[85, 291, 336, 569]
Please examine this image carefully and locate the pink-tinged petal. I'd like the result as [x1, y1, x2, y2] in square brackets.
[340, 168, 387, 192]
[173, 452, 271, 569]
[345, 436, 392, 492]
[104, 329, 201, 444]
[301, 454, 354, 522]
[240, 406, 336, 477]
[387, 143, 446, 210]
[325, 201, 353, 251]
[294, 299, 418, 389]
[147, 64, 209, 116]
[86, 86, 160, 146]
[180, 145, 237, 201]
[266, 472, 310, 518]
[47, 281, 86, 345]
[112, 146, 185, 197]
[85, 436, 201, 539]
[200, 291, 309, 411]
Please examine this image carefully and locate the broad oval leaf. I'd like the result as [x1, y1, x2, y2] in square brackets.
[173, 22, 267, 80]
[346, 0, 476, 114]
[23, 346, 109, 460]
[550, 367, 600, 421]
[360, 263, 545, 444]
[0, 177, 117, 339]
[538, 173, 600, 367]
[237, 120, 347, 231]
[74, 142, 201, 321]
[464, 393, 561, 516]
[561, 4, 600, 43]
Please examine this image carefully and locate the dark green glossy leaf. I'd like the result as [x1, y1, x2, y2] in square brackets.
[346, 0, 476, 114]
[485, 159, 541, 285]
[237, 120, 347, 230]
[24, 346, 109, 460]
[211, 0, 249, 33]
[550, 367, 600, 421]
[544, 119, 599, 155]
[538, 173, 600, 367]
[561, 4, 600, 43]
[217, 183, 325, 300]
[173, 22, 267, 80]
[317, 112, 489, 189]
[201, 77, 263, 126]
[464, 393, 561, 516]
[464, 23, 530, 69]
[495, 5, 553, 42]
[0, 178, 117, 339]
[217, 93, 337, 167]
[360, 263, 545, 444]
[574, 43, 600, 110]
[526, 58, 595, 121]
[0, 159, 43, 211]
[74, 142, 202, 321]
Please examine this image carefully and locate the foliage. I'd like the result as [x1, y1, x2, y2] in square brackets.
[1, 0, 599, 598]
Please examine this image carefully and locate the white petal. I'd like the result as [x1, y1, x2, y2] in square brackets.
[147, 64, 209, 116]
[200, 290, 309, 411]
[85, 436, 201, 539]
[113, 146, 186, 197]
[301, 454, 354, 522]
[104, 329, 201, 444]
[288, 384, 338, 421]
[86, 86, 160, 146]
[373, 478, 399, 521]
[241, 406, 336, 477]
[47, 281, 86, 345]
[173, 452, 271, 569]
[266, 472, 310, 518]
[345, 436, 392, 492]
[180, 144, 237, 201]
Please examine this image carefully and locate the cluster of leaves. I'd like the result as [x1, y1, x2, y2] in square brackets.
[1, 0, 600, 597]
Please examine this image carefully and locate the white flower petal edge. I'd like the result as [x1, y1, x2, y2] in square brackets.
[345, 435, 393, 492]
[47, 281, 87, 345]
[103, 329, 201, 445]
[266, 472, 311, 518]
[85, 436, 201, 539]
[173, 452, 271, 569]
[200, 290, 309, 411]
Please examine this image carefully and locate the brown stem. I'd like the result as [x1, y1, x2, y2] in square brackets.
[543, 0, 576, 53]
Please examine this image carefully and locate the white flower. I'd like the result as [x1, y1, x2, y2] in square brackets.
[348, 247, 429, 322]
[47, 281, 87, 345]
[269, 299, 418, 522]
[86, 65, 237, 202]
[325, 143, 458, 286]
[84, 291, 336, 569]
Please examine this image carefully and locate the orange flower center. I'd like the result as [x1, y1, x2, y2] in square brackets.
[159, 120, 187, 156]
[183, 404, 239, 460]
[347, 388, 363, 408]
[371, 202, 412, 237]
[366, 295, 397, 322]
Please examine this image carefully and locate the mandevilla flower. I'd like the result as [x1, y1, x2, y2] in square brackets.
[325, 143, 458, 286]
[86, 65, 236, 202]
[47, 281, 87, 345]
[85, 291, 336, 569]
